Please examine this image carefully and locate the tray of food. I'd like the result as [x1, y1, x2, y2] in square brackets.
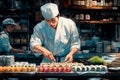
[108, 67, 120, 72]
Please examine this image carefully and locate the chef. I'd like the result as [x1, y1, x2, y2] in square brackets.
[0, 18, 25, 55]
[30, 3, 80, 63]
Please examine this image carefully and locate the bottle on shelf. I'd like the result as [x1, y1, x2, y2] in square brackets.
[113, 0, 118, 6]
[92, 0, 97, 6]
[85, 0, 90, 6]
[97, 0, 101, 6]
[101, 0, 105, 6]
[79, 12, 84, 20]
[85, 13, 90, 20]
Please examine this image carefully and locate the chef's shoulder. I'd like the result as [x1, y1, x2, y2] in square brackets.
[0, 31, 8, 38]
[61, 17, 75, 25]
[34, 21, 46, 30]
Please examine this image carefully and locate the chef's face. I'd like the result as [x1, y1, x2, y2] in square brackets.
[45, 16, 59, 29]
[6, 24, 15, 33]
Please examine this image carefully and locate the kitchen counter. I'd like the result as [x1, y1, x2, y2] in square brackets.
[0, 71, 120, 80]
[13, 52, 120, 65]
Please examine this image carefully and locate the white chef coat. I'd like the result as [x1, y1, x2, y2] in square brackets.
[0, 30, 12, 54]
[30, 17, 80, 62]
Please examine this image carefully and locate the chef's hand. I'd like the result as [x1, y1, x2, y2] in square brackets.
[64, 53, 73, 62]
[43, 50, 56, 62]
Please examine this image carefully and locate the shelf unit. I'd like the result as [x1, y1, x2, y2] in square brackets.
[0, 0, 120, 53]
[66, 5, 120, 53]
[0, 0, 31, 51]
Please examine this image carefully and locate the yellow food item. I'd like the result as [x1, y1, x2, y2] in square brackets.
[88, 56, 106, 65]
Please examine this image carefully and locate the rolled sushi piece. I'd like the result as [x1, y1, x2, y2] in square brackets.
[85, 66, 91, 71]
[71, 65, 77, 72]
[101, 65, 107, 71]
[90, 65, 97, 71]
[76, 66, 82, 72]
[81, 66, 87, 72]
[95, 65, 102, 71]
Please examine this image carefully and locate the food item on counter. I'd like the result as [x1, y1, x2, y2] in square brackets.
[38, 66, 44, 72]
[62, 66, 67, 72]
[85, 66, 91, 71]
[76, 66, 82, 72]
[88, 56, 107, 65]
[49, 67, 53, 72]
[17, 67, 23, 72]
[90, 65, 97, 71]
[37, 65, 72, 72]
[0, 66, 2, 72]
[71, 66, 77, 72]
[58, 67, 63, 72]
[81, 66, 87, 71]
[108, 58, 120, 67]
[22, 67, 27, 72]
[66, 67, 72, 72]
[52, 66, 58, 72]
[71, 65, 107, 72]
[44, 67, 49, 72]
[95, 65, 101, 71]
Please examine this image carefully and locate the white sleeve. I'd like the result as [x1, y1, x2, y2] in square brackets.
[70, 20, 81, 50]
[30, 25, 43, 51]
[2, 38, 12, 52]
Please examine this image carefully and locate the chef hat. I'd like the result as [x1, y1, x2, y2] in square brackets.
[2, 18, 18, 26]
[40, 3, 59, 19]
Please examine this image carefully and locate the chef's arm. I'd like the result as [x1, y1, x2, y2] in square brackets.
[69, 47, 78, 55]
[64, 47, 78, 62]
[33, 45, 56, 61]
[33, 45, 47, 53]
[10, 48, 25, 53]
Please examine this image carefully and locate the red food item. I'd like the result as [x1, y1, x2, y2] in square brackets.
[52, 67, 58, 72]
[66, 67, 72, 72]
[63, 66, 67, 72]
[58, 67, 63, 72]
[44, 67, 49, 72]
[49, 67, 53, 72]
[38, 66, 44, 72]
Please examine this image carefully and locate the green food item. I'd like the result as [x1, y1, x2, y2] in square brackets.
[88, 56, 106, 64]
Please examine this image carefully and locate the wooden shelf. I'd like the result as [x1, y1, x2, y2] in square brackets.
[69, 5, 119, 10]
[76, 20, 120, 24]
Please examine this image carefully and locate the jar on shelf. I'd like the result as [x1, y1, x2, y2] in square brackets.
[85, 13, 90, 20]
[80, 0, 85, 6]
[21, 38, 27, 43]
[21, 46, 27, 50]
[97, 0, 101, 6]
[74, 0, 81, 5]
[22, 24, 28, 32]
[75, 14, 80, 20]
[92, 0, 97, 6]
[108, 0, 113, 6]
[79, 13, 84, 20]
[14, 38, 20, 44]
[101, 0, 105, 6]
[14, 25, 21, 31]
[85, 0, 90, 6]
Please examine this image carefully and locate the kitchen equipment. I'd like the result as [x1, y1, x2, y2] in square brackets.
[0, 55, 15, 66]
